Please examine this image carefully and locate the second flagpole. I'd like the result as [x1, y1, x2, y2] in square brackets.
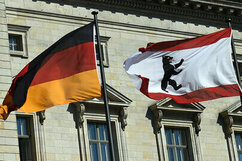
[92, 11, 116, 161]
[226, 19, 242, 106]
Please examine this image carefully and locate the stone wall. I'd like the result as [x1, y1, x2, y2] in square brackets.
[0, 0, 20, 160]
[1, 0, 242, 161]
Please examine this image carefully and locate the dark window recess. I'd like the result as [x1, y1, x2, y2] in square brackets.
[95, 44, 105, 61]
[17, 116, 36, 161]
[87, 122, 119, 161]
[9, 34, 23, 51]
[165, 127, 191, 161]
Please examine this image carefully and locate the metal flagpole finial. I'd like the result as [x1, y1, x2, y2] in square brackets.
[91, 11, 98, 15]
[226, 18, 232, 27]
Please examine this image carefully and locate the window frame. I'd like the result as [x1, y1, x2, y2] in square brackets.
[87, 121, 110, 161]
[160, 120, 198, 161]
[16, 115, 37, 161]
[234, 130, 242, 161]
[164, 127, 190, 161]
[14, 111, 47, 161]
[83, 113, 124, 161]
[95, 36, 110, 67]
[230, 126, 242, 161]
[149, 98, 204, 161]
[220, 102, 242, 161]
[8, 24, 30, 58]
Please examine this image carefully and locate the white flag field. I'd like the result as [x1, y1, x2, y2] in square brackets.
[124, 28, 242, 103]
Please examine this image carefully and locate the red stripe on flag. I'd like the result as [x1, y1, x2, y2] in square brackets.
[138, 75, 149, 96]
[147, 84, 242, 103]
[143, 28, 231, 52]
[31, 42, 96, 86]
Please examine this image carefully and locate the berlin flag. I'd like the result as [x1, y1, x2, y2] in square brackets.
[0, 22, 101, 120]
[124, 28, 242, 103]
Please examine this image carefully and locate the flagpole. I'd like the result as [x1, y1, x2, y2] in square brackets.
[92, 11, 116, 161]
[226, 19, 242, 104]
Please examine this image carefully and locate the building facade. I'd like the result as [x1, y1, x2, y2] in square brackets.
[1, 0, 242, 161]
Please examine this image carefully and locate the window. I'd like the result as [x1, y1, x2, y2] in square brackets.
[165, 128, 190, 161]
[95, 36, 110, 66]
[220, 102, 242, 161]
[73, 85, 131, 161]
[9, 34, 23, 52]
[16, 116, 36, 161]
[149, 98, 204, 161]
[8, 24, 30, 57]
[235, 133, 242, 161]
[88, 122, 110, 161]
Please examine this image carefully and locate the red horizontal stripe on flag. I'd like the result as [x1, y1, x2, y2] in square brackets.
[147, 84, 242, 103]
[31, 42, 96, 86]
[145, 28, 231, 52]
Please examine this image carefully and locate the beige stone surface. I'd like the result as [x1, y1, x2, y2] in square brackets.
[0, 0, 242, 161]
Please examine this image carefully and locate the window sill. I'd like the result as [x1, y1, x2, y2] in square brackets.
[10, 51, 28, 58]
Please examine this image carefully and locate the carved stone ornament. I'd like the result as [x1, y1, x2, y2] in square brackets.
[74, 102, 85, 127]
[193, 113, 201, 135]
[78, 104, 85, 126]
[37, 110, 46, 125]
[154, 109, 163, 134]
[120, 107, 128, 131]
[224, 115, 234, 138]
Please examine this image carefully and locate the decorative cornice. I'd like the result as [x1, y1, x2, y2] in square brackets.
[149, 99, 204, 134]
[7, 6, 242, 44]
[40, 0, 242, 29]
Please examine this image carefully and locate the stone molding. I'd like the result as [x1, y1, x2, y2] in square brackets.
[39, 0, 242, 29]
[6, 6, 242, 45]
[150, 98, 205, 135]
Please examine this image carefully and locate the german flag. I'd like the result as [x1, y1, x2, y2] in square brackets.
[0, 22, 101, 120]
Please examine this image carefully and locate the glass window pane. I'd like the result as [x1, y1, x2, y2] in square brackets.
[17, 118, 27, 136]
[12, 38, 16, 44]
[9, 44, 13, 50]
[177, 148, 186, 161]
[174, 129, 181, 145]
[174, 129, 185, 145]
[99, 124, 108, 141]
[17, 119, 22, 135]
[167, 148, 175, 161]
[165, 129, 173, 145]
[239, 152, 242, 161]
[21, 119, 27, 135]
[236, 134, 242, 150]
[101, 143, 110, 161]
[88, 123, 97, 140]
[89, 142, 99, 161]
[88, 122, 112, 161]
[17, 116, 35, 161]
[19, 138, 32, 161]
